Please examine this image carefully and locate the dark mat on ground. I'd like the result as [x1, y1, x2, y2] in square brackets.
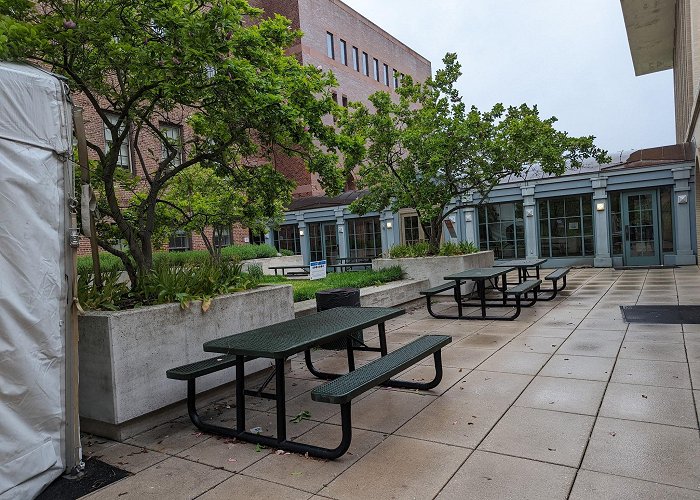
[37, 458, 131, 499]
[620, 305, 700, 324]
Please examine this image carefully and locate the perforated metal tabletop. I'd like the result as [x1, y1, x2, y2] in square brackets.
[203, 306, 404, 358]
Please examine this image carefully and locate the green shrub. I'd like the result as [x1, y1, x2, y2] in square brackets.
[389, 241, 479, 258]
[247, 264, 264, 283]
[262, 266, 403, 302]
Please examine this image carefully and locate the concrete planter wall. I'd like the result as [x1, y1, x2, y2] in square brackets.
[78, 285, 294, 438]
[241, 255, 303, 275]
[294, 279, 430, 317]
[372, 251, 495, 288]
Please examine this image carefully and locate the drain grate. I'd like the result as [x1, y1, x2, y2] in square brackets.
[620, 305, 700, 324]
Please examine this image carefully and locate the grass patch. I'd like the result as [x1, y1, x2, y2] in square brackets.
[261, 266, 403, 302]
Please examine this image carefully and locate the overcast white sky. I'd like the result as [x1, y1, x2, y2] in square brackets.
[342, 0, 676, 156]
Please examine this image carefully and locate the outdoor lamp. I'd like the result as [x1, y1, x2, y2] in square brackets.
[299, 228, 305, 237]
[386, 221, 393, 229]
[596, 202, 605, 211]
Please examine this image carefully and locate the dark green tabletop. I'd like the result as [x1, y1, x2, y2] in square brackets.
[444, 267, 515, 281]
[203, 306, 404, 359]
[494, 259, 548, 268]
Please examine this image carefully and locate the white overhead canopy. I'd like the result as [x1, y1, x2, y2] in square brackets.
[620, 0, 676, 76]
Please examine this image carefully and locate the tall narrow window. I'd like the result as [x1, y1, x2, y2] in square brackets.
[362, 52, 369, 76]
[383, 64, 390, 86]
[352, 46, 359, 71]
[326, 32, 335, 59]
[373, 58, 380, 81]
[169, 230, 191, 252]
[341, 95, 348, 107]
[393, 69, 399, 88]
[273, 224, 301, 255]
[214, 226, 231, 248]
[104, 113, 131, 171]
[339, 39, 347, 65]
[160, 124, 183, 168]
[403, 215, 421, 245]
[347, 217, 382, 259]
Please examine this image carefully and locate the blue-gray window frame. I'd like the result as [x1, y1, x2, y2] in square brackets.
[476, 202, 526, 259]
[346, 216, 382, 259]
[538, 194, 594, 258]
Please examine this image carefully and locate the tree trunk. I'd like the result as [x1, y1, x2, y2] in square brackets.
[422, 219, 443, 255]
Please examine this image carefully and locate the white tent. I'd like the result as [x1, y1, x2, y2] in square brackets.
[0, 62, 80, 498]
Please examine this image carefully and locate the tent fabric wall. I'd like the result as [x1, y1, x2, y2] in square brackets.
[0, 62, 75, 498]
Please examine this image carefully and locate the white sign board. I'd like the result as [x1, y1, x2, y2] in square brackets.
[309, 260, 327, 280]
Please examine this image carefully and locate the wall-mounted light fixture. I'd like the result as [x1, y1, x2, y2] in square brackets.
[678, 194, 688, 204]
[386, 221, 393, 229]
[338, 226, 344, 233]
[465, 214, 473, 222]
[596, 202, 605, 211]
[299, 228, 305, 237]
[525, 208, 534, 217]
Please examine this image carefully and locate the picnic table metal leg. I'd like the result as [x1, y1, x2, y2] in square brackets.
[275, 358, 287, 443]
[379, 323, 388, 356]
[479, 280, 487, 318]
[236, 356, 246, 432]
[345, 341, 356, 372]
[454, 280, 463, 318]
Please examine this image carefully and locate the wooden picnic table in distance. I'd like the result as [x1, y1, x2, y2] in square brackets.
[494, 258, 548, 284]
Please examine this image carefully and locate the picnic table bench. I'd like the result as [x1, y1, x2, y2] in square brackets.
[269, 265, 310, 276]
[166, 307, 451, 459]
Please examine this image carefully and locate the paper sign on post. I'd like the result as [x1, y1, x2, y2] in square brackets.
[309, 260, 327, 280]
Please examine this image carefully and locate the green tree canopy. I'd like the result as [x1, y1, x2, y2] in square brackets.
[158, 162, 294, 259]
[340, 53, 610, 253]
[0, 0, 345, 286]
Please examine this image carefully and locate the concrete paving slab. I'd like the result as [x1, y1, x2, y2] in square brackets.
[244, 424, 385, 494]
[427, 345, 495, 369]
[125, 421, 212, 455]
[570, 470, 700, 500]
[394, 364, 467, 395]
[325, 388, 435, 433]
[599, 383, 698, 428]
[515, 376, 606, 415]
[436, 450, 575, 500]
[89, 442, 169, 474]
[501, 336, 564, 354]
[456, 333, 518, 350]
[479, 406, 595, 467]
[611, 358, 692, 389]
[395, 371, 532, 448]
[619, 341, 687, 362]
[476, 350, 551, 375]
[557, 338, 622, 357]
[319, 435, 470, 500]
[176, 434, 273, 472]
[540, 354, 615, 381]
[82, 457, 231, 499]
[582, 417, 700, 490]
[197, 473, 312, 500]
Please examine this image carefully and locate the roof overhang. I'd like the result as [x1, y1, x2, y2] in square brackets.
[620, 0, 676, 76]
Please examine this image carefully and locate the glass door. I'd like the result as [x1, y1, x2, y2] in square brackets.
[308, 222, 338, 263]
[622, 191, 660, 266]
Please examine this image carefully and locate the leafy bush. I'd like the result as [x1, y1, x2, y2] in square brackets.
[262, 266, 403, 302]
[279, 249, 295, 257]
[247, 264, 264, 282]
[78, 259, 258, 311]
[389, 241, 479, 258]
[77, 244, 281, 274]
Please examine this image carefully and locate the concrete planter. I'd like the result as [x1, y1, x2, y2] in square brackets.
[241, 255, 303, 275]
[372, 251, 495, 287]
[294, 279, 430, 317]
[78, 285, 294, 438]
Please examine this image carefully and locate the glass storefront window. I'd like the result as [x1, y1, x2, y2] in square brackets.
[539, 195, 594, 257]
[477, 202, 525, 259]
[347, 217, 382, 260]
[609, 192, 622, 256]
[403, 215, 421, 245]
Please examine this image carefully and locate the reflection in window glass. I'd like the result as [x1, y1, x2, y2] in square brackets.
[347, 217, 381, 260]
[659, 187, 674, 253]
[274, 224, 300, 255]
[609, 192, 622, 255]
[477, 202, 525, 259]
[539, 195, 594, 257]
[403, 215, 421, 245]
